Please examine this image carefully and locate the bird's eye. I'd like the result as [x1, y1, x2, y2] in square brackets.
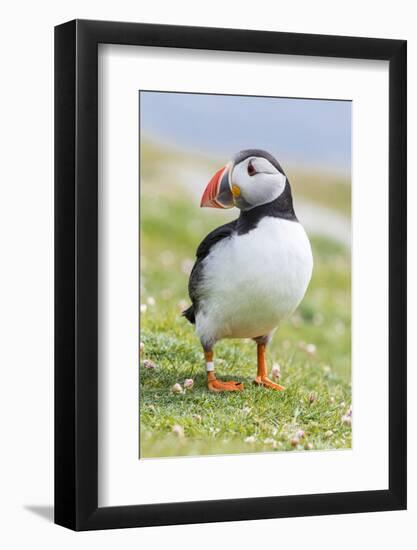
[247, 161, 256, 176]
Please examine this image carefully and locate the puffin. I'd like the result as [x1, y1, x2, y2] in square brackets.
[183, 149, 313, 392]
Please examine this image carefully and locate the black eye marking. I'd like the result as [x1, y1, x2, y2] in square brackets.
[247, 160, 256, 176]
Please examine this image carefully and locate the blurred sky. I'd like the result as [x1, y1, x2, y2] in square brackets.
[140, 91, 351, 178]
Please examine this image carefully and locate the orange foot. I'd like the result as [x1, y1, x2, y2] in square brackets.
[253, 376, 285, 391]
[207, 377, 244, 392]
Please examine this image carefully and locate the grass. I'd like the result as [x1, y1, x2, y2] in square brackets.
[139, 141, 351, 458]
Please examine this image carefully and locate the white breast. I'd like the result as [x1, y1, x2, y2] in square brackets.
[195, 217, 313, 343]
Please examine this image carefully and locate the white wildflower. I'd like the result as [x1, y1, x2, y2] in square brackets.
[305, 343, 317, 356]
[172, 424, 184, 437]
[271, 363, 281, 381]
[342, 415, 352, 426]
[143, 359, 157, 370]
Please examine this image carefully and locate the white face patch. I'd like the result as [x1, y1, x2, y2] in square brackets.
[231, 157, 287, 210]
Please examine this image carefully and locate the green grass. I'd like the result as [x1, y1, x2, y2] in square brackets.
[139, 142, 351, 458]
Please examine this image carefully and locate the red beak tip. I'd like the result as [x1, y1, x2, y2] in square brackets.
[200, 166, 226, 210]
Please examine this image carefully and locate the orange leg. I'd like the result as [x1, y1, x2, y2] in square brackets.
[205, 351, 244, 392]
[254, 343, 285, 391]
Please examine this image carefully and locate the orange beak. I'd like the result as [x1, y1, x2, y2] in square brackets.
[200, 164, 234, 209]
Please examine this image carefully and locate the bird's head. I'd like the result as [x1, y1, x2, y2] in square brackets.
[200, 149, 288, 211]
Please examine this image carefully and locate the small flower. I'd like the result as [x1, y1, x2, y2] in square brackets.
[140, 303, 147, 314]
[323, 365, 331, 375]
[242, 406, 252, 415]
[325, 430, 333, 438]
[140, 342, 145, 354]
[172, 424, 184, 437]
[171, 383, 183, 394]
[244, 435, 256, 444]
[298, 341, 316, 355]
[342, 414, 352, 427]
[304, 442, 314, 450]
[296, 430, 305, 439]
[263, 438, 277, 448]
[305, 343, 317, 356]
[271, 363, 281, 381]
[290, 436, 300, 447]
[192, 414, 202, 422]
[308, 392, 317, 404]
[183, 378, 194, 390]
[143, 359, 157, 369]
[147, 296, 156, 306]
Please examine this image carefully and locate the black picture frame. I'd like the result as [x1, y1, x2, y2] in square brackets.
[55, 19, 407, 531]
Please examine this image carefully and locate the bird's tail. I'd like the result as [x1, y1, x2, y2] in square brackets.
[182, 305, 195, 324]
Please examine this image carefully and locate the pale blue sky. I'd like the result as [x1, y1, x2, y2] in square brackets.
[140, 91, 351, 177]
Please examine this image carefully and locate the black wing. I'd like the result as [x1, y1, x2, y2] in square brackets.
[182, 220, 237, 324]
[194, 219, 237, 261]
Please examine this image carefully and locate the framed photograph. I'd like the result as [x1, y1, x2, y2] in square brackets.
[55, 19, 406, 530]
